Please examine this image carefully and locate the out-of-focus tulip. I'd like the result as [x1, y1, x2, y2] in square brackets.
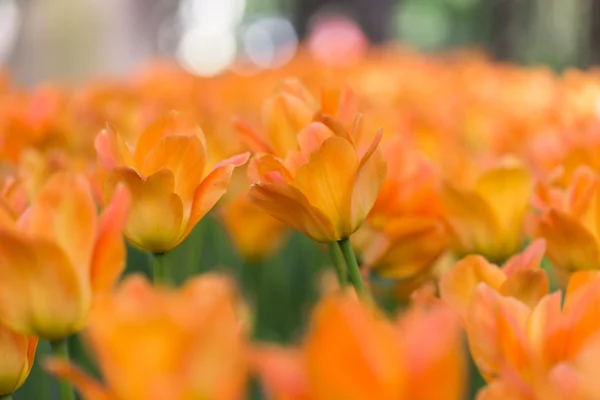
[464, 271, 600, 399]
[95, 111, 249, 254]
[252, 292, 466, 400]
[0, 325, 37, 396]
[440, 239, 548, 320]
[530, 166, 600, 273]
[442, 159, 533, 262]
[0, 173, 130, 339]
[220, 192, 288, 262]
[248, 120, 386, 243]
[46, 274, 248, 400]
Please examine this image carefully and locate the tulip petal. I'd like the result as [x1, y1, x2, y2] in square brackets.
[249, 154, 294, 184]
[249, 182, 335, 243]
[297, 122, 333, 158]
[352, 129, 386, 231]
[183, 153, 249, 242]
[141, 135, 206, 209]
[45, 359, 115, 400]
[0, 231, 85, 339]
[475, 163, 532, 243]
[91, 183, 131, 294]
[440, 255, 506, 320]
[0, 326, 36, 396]
[104, 167, 183, 253]
[500, 269, 549, 309]
[264, 93, 312, 156]
[250, 345, 309, 400]
[94, 124, 134, 170]
[20, 173, 96, 280]
[536, 209, 600, 271]
[294, 136, 358, 239]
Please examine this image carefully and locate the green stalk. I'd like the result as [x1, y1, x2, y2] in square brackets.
[0, 394, 14, 400]
[152, 252, 168, 285]
[337, 238, 368, 297]
[49, 339, 75, 400]
[328, 242, 348, 289]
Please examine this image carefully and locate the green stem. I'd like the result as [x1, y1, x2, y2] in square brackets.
[328, 242, 348, 289]
[337, 238, 368, 297]
[152, 252, 168, 285]
[49, 339, 76, 400]
[0, 394, 14, 400]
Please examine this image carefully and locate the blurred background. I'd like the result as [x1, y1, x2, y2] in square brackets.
[0, 0, 596, 84]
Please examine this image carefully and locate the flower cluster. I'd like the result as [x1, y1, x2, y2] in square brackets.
[1, 47, 600, 400]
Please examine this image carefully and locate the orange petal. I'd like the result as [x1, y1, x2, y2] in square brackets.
[45, 359, 115, 400]
[91, 183, 131, 294]
[0, 326, 37, 395]
[441, 184, 500, 259]
[133, 111, 205, 170]
[141, 134, 206, 208]
[248, 182, 335, 242]
[500, 269, 549, 309]
[183, 153, 249, 242]
[475, 162, 532, 247]
[440, 255, 506, 321]
[233, 116, 274, 153]
[564, 271, 600, 311]
[0, 231, 86, 339]
[103, 168, 183, 253]
[502, 239, 546, 277]
[294, 136, 358, 239]
[296, 122, 334, 158]
[94, 124, 134, 170]
[250, 345, 310, 400]
[264, 93, 312, 157]
[249, 154, 294, 184]
[351, 129, 386, 231]
[20, 173, 97, 279]
[305, 294, 404, 400]
[536, 209, 600, 271]
[466, 284, 531, 381]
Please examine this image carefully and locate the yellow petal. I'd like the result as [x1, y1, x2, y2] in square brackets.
[20, 173, 97, 281]
[536, 209, 600, 271]
[91, 183, 131, 294]
[94, 124, 134, 170]
[294, 136, 358, 239]
[248, 182, 335, 242]
[440, 255, 506, 320]
[0, 326, 37, 396]
[351, 129, 386, 231]
[0, 231, 86, 339]
[264, 93, 313, 157]
[182, 152, 250, 243]
[104, 168, 183, 253]
[499, 269, 549, 309]
[141, 135, 206, 210]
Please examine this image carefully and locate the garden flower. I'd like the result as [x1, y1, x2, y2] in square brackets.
[47, 274, 248, 400]
[440, 239, 548, 320]
[0, 173, 130, 339]
[529, 166, 600, 272]
[252, 292, 466, 400]
[0, 325, 37, 396]
[248, 120, 386, 243]
[441, 158, 533, 262]
[465, 272, 600, 399]
[95, 111, 249, 253]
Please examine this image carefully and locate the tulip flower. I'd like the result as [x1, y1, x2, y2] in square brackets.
[252, 292, 466, 400]
[440, 239, 549, 320]
[46, 274, 248, 400]
[529, 166, 600, 272]
[95, 111, 249, 254]
[441, 158, 533, 262]
[0, 325, 37, 397]
[0, 172, 130, 340]
[248, 120, 386, 244]
[462, 270, 600, 399]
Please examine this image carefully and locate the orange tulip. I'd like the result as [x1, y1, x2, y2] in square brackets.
[464, 271, 600, 399]
[47, 274, 248, 400]
[252, 292, 466, 400]
[0, 173, 130, 339]
[0, 325, 37, 396]
[248, 120, 386, 243]
[441, 158, 533, 262]
[95, 112, 249, 253]
[529, 166, 600, 272]
[440, 239, 549, 320]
